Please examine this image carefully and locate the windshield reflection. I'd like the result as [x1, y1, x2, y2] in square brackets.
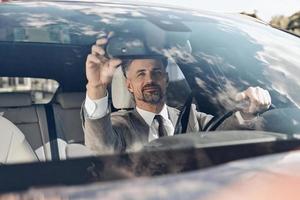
[1, 1, 300, 165]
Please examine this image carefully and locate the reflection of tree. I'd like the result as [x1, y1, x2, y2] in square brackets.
[240, 10, 260, 20]
[241, 10, 300, 36]
[166, 80, 191, 109]
[288, 12, 300, 35]
[270, 15, 290, 29]
[270, 11, 300, 36]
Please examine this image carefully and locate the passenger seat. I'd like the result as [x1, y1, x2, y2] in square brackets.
[52, 92, 86, 159]
[0, 92, 51, 161]
[0, 116, 37, 164]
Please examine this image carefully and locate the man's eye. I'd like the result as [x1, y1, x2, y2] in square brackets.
[137, 72, 145, 77]
[153, 71, 162, 76]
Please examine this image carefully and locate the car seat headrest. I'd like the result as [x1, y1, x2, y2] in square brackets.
[111, 67, 135, 109]
[56, 92, 86, 109]
[0, 92, 32, 107]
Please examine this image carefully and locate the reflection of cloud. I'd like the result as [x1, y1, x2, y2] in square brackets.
[3, 2, 147, 43]
[79, 26, 102, 37]
[215, 81, 240, 110]
[166, 47, 197, 63]
[150, 47, 197, 64]
[191, 16, 300, 108]
[235, 22, 300, 106]
[24, 14, 68, 27]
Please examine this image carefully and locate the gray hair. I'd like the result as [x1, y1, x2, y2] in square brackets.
[121, 57, 168, 78]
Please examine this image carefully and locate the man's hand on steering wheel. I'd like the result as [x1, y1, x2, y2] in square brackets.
[204, 86, 271, 131]
[235, 86, 272, 119]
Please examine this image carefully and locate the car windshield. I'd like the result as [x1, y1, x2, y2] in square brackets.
[1, 1, 300, 195]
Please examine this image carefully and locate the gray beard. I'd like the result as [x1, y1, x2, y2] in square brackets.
[141, 91, 163, 105]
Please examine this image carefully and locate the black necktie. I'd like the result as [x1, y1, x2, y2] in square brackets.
[154, 115, 167, 137]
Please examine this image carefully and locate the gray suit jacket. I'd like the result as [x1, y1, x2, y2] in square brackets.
[82, 104, 242, 154]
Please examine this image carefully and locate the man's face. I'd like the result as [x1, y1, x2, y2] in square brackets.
[125, 59, 168, 105]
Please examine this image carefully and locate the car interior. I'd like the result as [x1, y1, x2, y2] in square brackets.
[1, 1, 300, 168]
[1, 34, 300, 164]
[0, 54, 194, 164]
[0, 91, 83, 162]
[2, 3, 300, 197]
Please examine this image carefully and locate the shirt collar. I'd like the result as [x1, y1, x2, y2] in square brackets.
[136, 104, 169, 126]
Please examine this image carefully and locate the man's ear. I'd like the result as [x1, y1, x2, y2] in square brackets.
[126, 79, 134, 93]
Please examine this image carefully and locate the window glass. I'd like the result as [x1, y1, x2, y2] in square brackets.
[0, 77, 59, 103]
[1, 2, 300, 165]
[180, 20, 300, 115]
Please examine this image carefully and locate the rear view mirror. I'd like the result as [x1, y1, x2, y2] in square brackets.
[106, 19, 192, 59]
[106, 36, 161, 59]
[106, 34, 192, 59]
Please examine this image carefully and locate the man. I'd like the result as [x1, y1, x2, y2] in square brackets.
[82, 37, 271, 154]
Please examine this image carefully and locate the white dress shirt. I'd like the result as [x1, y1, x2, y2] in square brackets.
[136, 105, 174, 142]
[84, 94, 174, 142]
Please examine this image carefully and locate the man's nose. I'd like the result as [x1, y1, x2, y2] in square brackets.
[144, 71, 155, 82]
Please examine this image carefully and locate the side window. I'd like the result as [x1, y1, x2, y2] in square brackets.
[0, 77, 59, 164]
[0, 77, 59, 104]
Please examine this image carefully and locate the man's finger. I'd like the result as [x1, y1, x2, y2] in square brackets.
[86, 54, 100, 65]
[261, 89, 270, 106]
[91, 45, 105, 56]
[248, 101, 258, 113]
[108, 58, 122, 70]
[246, 87, 260, 104]
[96, 38, 108, 46]
[255, 87, 265, 105]
[264, 90, 272, 106]
[261, 93, 268, 106]
[235, 91, 246, 102]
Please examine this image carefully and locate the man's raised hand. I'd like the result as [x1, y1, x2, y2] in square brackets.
[86, 35, 121, 99]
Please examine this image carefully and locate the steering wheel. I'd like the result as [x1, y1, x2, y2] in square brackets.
[173, 93, 238, 133]
[203, 105, 277, 132]
[203, 111, 235, 131]
[174, 93, 260, 133]
[175, 91, 239, 132]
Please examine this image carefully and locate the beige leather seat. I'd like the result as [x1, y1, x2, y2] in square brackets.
[52, 92, 86, 159]
[0, 116, 37, 164]
[0, 92, 51, 161]
[53, 92, 85, 143]
[111, 67, 135, 110]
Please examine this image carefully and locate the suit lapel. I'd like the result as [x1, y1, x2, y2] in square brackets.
[130, 109, 150, 142]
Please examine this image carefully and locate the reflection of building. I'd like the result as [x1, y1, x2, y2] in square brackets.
[0, 77, 58, 92]
[0, 77, 58, 103]
[0, 77, 30, 91]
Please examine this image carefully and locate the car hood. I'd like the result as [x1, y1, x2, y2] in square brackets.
[2, 149, 300, 199]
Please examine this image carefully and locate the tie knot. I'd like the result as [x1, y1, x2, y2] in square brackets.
[154, 115, 163, 123]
